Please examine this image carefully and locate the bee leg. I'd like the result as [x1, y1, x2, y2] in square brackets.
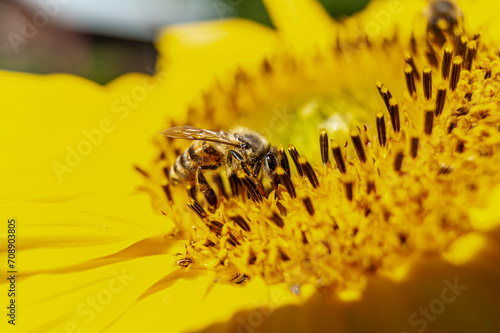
[228, 150, 265, 202]
[187, 185, 198, 203]
[228, 150, 252, 177]
[196, 167, 218, 207]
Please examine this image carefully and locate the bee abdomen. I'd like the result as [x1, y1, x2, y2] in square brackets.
[188, 145, 205, 164]
[171, 149, 197, 182]
[170, 141, 223, 184]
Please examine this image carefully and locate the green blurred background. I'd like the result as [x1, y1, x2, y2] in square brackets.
[0, 0, 368, 84]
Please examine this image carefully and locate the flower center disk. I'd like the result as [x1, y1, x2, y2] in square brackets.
[141, 7, 500, 295]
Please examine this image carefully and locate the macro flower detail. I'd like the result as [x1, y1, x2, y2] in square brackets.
[143, 0, 500, 298]
[2, 0, 500, 333]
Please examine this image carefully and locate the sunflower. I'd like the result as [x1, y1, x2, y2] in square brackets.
[2, 0, 500, 332]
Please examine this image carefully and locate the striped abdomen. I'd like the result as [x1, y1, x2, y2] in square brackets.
[170, 140, 223, 183]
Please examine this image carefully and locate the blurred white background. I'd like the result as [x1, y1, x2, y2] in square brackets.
[14, 0, 215, 41]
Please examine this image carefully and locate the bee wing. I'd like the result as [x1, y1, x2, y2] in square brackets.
[160, 126, 243, 148]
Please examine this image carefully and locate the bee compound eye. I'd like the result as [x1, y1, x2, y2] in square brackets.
[265, 153, 277, 170]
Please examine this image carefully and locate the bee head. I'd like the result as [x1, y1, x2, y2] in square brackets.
[263, 146, 284, 184]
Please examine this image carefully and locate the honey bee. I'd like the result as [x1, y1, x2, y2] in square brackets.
[161, 126, 288, 203]
[426, 0, 463, 46]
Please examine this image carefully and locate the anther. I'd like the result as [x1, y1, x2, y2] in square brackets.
[404, 53, 421, 81]
[361, 124, 370, 145]
[228, 173, 242, 197]
[389, 98, 400, 133]
[209, 220, 223, 236]
[248, 252, 257, 265]
[331, 140, 346, 174]
[350, 129, 367, 163]
[398, 233, 407, 245]
[277, 167, 296, 198]
[423, 66, 432, 100]
[276, 201, 287, 216]
[456, 35, 468, 57]
[213, 174, 228, 200]
[227, 233, 241, 247]
[394, 151, 404, 171]
[344, 181, 353, 201]
[230, 215, 251, 232]
[239, 173, 262, 202]
[425, 42, 439, 68]
[303, 197, 315, 215]
[262, 59, 272, 74]
[322, 241, 332, 254]
[410, 137, 419, 158]
[162, 183, 173, 203]
[278, 145, 291, 176]
[380, 86, 392, 112]
[442, 47, 452, 80]
[425, 109, 434, 135]
[287, 143, 304, 177]
[435, 83, 447, 116]
[319, 128, 329, 165]
[464, 40, 477, 71]
[279, 250, 290, 261]
[134, 165, 150, 178]
[448, 119, 457, 134]
[450, 56, 463, 91]
[301, 231, 308, 244]
[367, 180, 375, 194]
[404, 65, 416, 95]
[437, 164, 453, 175]
[377, 82, 393, 109]
[188, 201, 208, 220]
[410, 33, 417, 55]
[299, 156, 320, 188]
[376, 81, 391, 111]
[376, 111, 387, 147]
[270, 213, 284, 228]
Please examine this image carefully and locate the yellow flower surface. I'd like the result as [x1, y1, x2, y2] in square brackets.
[2, 0, 500, 332]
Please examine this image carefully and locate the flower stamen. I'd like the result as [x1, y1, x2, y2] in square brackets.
[287, 143, 304, 177]
[442, 46, 453, 79]
[423, 66, 433, 100]
[450, 56, 463, 91]
[350, 129, 366, 163]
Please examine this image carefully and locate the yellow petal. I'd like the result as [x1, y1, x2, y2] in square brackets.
[105, 273, 309, 333]
[338, 0, 426, 42]
[469, 184, 500, 231]
[5, 252, 182, 332]
[262, 0, 335, 52]
[0, 194, 171, 273]
[0, 71, 166, 197]
[156, 18, 279, 84]
[460, 0, 500, 42]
